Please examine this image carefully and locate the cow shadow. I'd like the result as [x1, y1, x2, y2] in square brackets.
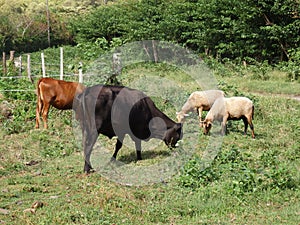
[117, 148, 172, 164]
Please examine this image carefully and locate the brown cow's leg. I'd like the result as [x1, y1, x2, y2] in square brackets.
[41, 103, 50, 129]
[35, 98, 43, 129]
[35, 104, 41, 129]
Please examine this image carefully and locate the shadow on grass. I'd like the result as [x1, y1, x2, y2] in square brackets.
[117, 148, 172, 164]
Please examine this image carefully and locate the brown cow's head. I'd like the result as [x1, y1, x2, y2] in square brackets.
[163, 123, 182, 148]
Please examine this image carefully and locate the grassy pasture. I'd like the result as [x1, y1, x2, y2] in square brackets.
[0, 64, 299, 224]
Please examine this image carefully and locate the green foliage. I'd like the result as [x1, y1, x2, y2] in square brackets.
[30, 127, 79, 158]
[178, 156, 221, 188]
[68, 0, 300, 64]
[278, 48, 300, 82]
[0, 100, 36, 134]
[0, 78, 35, 100]
[0, 77, 36, 134]
[179, 147, 298, 196]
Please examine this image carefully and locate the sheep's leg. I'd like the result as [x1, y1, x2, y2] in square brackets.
[248, 119, 255, 139]
[197, 108, 203, 127]
[245, 116, 255, 139]
[221, 116, 228, 136]
[250, 123, 255, 139]
[242, 117, 248, 135]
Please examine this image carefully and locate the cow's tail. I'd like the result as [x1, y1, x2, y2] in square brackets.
[35, 78, 44, 128]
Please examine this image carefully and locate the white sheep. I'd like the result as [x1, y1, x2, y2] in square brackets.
[202, 96, 255, 138]
[176, 90, 225, 126]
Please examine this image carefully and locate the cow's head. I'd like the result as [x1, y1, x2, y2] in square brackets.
[202, 119, 212, 135]
[163, 123, 182, 148]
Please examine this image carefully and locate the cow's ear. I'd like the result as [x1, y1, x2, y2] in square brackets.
[175, 123, 182, 132]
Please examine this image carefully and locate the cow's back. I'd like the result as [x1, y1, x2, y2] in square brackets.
[80, 85, 166, 140]
[39, 78, 84, 110]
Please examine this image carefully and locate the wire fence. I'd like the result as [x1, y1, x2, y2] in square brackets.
[0, 47, 123, 97]
[1, 48, 83, 82]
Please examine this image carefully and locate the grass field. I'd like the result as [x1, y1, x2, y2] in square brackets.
[0, 64, 299, 224]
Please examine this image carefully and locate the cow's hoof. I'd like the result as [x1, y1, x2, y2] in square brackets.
[110, 157, 117, 162]
[84, 165, 94, 174]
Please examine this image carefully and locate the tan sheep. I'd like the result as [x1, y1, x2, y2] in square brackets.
[176, 90, 225, 126]
[202, 96, 255, 138]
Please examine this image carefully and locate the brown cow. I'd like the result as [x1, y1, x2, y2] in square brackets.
[35, 77, 85, 129]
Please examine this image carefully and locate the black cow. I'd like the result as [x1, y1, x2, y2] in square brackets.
[73, 85, 183, 173]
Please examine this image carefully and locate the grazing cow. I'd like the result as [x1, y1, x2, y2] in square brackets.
[73, 85, 183, 173]
[35, 77, 85, 129]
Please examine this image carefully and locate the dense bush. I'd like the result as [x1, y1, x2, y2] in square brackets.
[1, 0, 299, 65]
[69, 0, 300, 64]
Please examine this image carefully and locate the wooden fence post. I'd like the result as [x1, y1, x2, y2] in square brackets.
[78, 62, 83, 83]
[41, 52, 46, 77]
[60, 47, 63, 80]
[18, 55, 22, 77]
[112, 53, 122, 75]
[2, 52, 6, 75]
[9, 51, 15, 73]
[9, 51, 15, 61]
[27, 54, 33, 83]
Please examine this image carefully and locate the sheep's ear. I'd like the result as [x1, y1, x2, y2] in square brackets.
[184, 113, 189, 117]
[176, 112, 180, 115]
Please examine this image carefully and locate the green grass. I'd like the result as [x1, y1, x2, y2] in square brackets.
[220, 70, 300, 96]
[0, 64, 299, 224]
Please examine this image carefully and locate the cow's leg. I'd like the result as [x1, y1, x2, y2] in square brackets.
[83, 130, 98, 173]
[35, 102, 42, 129]
[112, 135, 124, 159]
[135, 139, 142, 160]
[41, 103, 50, 129]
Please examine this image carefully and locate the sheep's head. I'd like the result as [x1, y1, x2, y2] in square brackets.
[176, 112, 189, 123]
[203, 120, 212, 135]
